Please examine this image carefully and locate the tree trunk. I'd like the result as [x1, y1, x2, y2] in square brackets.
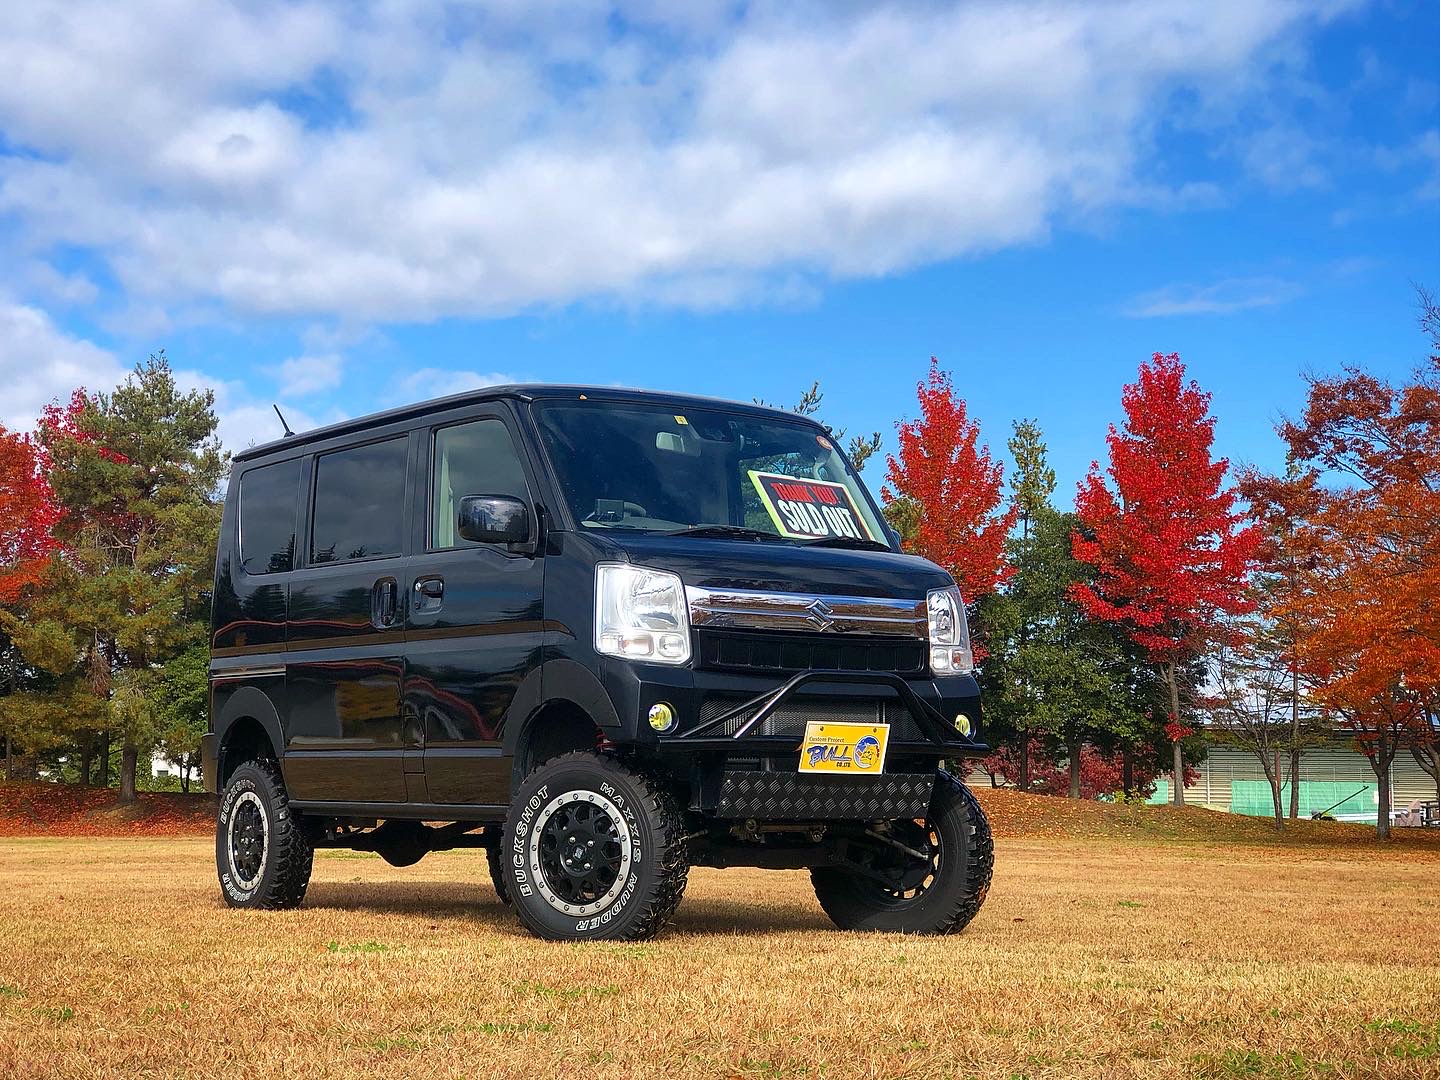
[1412, 742, 1440, 808]
[1018, 738, 1031, 792]
[3, 734, 11, 781]
[1369, 736, 1394, 841]
[1288, 658, 1301, 819]
[1067, 736, 1082, 799]
[1260, 754, 1284, 831]
[93, 731, 111, 787]
[118, 742, 139, 805]
[1166, 664, 1185, 807]
[1122, 749, 1134, 798]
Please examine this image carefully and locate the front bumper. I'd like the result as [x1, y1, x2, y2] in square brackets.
[602, 664, 985, 820]
[715, 770, 936, 820]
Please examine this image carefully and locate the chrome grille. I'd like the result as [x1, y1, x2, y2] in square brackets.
[687, 587, 927, 638]
[698, 695, 926, 742]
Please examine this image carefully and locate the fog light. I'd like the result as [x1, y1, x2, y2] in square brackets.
[954, 713, 972, 737]
[647, 703, 677, 733]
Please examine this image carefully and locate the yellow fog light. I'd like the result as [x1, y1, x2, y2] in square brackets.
[953, 713, 972, 737]
[647, 703, 677, 733]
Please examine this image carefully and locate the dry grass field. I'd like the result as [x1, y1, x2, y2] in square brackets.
[2, 804, 1438, 1080]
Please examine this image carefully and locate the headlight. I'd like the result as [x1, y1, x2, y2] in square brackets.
[594, 563, 691, 665]
[927, 585, 973, 674]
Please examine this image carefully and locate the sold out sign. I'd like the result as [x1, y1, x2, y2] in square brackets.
[749, 472, 875, 541]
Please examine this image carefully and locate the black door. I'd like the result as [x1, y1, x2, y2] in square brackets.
[284, 435, 416, 804]
[405, 410, 544, 807]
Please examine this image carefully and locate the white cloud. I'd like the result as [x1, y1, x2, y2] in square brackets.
[390, 368, 520, 401]
[0, 0, 1362, 325]
[1122, 276, 1304, 318]
[274, 352, 344, 397]
[0, 297, 126, 431]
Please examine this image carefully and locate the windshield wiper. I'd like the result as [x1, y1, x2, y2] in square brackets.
[665, 525, 785, 542]
[802, 535, 892, 552]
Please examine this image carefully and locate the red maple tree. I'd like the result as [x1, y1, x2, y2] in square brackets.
[883, 357, 1017, 600]
[0, 425, 62, 605]
[1071, 353, 1259, 805]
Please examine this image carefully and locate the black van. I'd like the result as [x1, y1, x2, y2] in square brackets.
[204, 385, 993, 940]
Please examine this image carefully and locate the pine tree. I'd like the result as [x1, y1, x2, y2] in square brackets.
[5, 356, 225, 803]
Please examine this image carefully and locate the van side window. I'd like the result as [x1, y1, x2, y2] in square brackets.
[432, 419, 530, 549]
[239, 459, 300, 574]
[311, 437, 408, 564]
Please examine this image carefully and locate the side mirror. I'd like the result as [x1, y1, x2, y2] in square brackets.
[457, 494, 530, 545]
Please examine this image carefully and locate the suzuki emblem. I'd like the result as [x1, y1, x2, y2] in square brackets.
[804, 598, 837, 632]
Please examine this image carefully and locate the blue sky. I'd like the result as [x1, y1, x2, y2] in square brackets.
[0, 1, 1436, 501]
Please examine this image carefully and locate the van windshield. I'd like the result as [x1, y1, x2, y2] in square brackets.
[533, 399, 891, 547]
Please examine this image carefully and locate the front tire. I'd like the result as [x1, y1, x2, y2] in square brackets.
[216, 758, 314, 909]
[500, 751, 688, 941]
[811, 771, 992, 934]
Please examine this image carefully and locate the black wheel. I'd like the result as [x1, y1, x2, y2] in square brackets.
[500, 751, 687, 941]
[811, 771, 992, 934]
[216, 758, 314, 909]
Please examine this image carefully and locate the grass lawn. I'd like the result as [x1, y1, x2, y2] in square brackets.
[2, 816, 1437, 1079]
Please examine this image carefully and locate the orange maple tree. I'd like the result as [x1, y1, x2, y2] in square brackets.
[883, 357, 1017, 601]
[1071, 353, 1259, 805]
[1247, 310, 1440, 835]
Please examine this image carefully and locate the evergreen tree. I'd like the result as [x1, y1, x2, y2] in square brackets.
[3, 355, 225, 803]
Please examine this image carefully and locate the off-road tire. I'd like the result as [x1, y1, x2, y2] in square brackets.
[487, 841, 511, 905]
[811, 771, 992, 934]
[216, 758, 314, 909]
[500, 751, 688, 941]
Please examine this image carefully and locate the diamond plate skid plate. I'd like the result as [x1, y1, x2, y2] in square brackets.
[714, 771, 935, 820]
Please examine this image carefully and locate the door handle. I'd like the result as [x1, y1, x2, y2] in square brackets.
[371, 577, 399, 629]
[413, 576, 444, 615]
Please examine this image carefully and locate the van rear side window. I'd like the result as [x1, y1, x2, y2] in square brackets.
[239, 459, 300, 575]
[311, 437, 408, 564]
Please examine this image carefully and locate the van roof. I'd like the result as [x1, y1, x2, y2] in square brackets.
[233, 383, 804, 462]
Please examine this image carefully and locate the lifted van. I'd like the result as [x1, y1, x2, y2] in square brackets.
[205, 386, 993, 940]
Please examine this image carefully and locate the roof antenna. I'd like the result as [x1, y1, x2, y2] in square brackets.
[272, 403, 296, 438]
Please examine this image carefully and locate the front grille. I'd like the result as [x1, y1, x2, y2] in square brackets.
[695, 630, 926, 676]
[715, 771, 936, 820]
[699, 694, 927, 742]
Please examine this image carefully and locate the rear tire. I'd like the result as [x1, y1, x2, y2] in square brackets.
[811, 771, 992, 934]
[216, 758, 313, 909]
[500, 751, 688, 941]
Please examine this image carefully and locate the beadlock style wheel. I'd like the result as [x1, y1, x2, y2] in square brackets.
[529, 789, 634, 917]
[226, 790, 269, 892]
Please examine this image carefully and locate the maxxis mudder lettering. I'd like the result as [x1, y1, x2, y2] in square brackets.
[501, 751, 688, 941]
[810, 770, 993, 934]
[216, 758, 314, 910]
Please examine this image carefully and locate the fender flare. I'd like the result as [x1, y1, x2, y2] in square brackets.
[214, 685, 286, 776]
[501, 659, 622, 763]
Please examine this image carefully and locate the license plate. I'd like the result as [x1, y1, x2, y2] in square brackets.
[798, 722, 890, 775]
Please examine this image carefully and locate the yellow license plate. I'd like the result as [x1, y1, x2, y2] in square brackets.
[798, 722, 890, 774]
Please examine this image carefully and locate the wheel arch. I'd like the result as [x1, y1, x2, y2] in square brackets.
[214, 685, 285, 788]
[504, 660, 621, 786]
